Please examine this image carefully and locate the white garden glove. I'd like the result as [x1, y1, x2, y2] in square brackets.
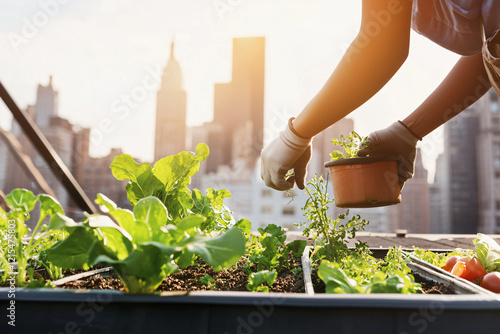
[261, 118, 312, 190]
[358, 121, 421, 185]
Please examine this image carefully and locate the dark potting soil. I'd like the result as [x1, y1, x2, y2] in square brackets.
[57, 257, 305, 293]
[413, 273, 454, 294]
[0, 263, 110, 287]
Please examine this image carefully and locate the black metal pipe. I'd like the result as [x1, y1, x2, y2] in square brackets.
[0, 81, 97, 214]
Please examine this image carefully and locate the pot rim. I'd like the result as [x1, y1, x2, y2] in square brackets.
[324, 156, 398, 167]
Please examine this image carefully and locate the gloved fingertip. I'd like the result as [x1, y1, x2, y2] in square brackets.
[274, 178, 294, 191]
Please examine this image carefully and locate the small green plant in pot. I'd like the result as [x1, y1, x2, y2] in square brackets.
[325, 131, 401, 208]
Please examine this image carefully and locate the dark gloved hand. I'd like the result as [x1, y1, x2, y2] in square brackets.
[358, 121, 420, 186]
[261, 118, 312, 190]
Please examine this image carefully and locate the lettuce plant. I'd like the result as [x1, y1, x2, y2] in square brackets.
[474, 233, 500, 272]
[47, 143, 246, 293]
[109, 143, 233, 233]
[243, 223, 306, 292]
[0, 189, 64, 284]
[47, 195, 245, 293]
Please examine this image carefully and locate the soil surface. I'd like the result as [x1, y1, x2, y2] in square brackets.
[56, 257, 305, 293]
[413, 273, 454, 294]
[1, 259, 456, 294]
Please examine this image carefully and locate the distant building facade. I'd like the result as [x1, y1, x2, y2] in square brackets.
[434, 106, 480, 233]
[477, 89, 500, 233]
[1, 77, 128, 216]
[390, 149, 431, 233]
[429, 154, 446, 233]
[199, 37, 265, 172]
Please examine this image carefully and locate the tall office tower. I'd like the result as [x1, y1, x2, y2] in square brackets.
[430, 154, 447, 233]
[34, 76, 59, 128]
[35, 116, 76, 208]
[154, 42, 187, 162]
[212, 37, 265, 170]
[443, 106, 480, 233]
[477, 89, 500, 233]
[392, 149, 431, 233]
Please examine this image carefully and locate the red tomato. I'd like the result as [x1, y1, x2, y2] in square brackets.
[450, 257, 487, 282]
[481, 272, 500, 293]
[442, 255, 460, 272]
[451, 261, 465, 276]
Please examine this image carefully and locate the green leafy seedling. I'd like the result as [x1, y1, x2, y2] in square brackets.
[330, 131, 369, 161]
[200, 274, 216, 290]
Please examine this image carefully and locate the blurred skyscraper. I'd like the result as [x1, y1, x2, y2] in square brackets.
[154, 42, 187, 162]
[195, 37, 265, 173]
[477, 89, 500, 233]
[390, 149, 430, 233]
[445, 106, 480, 233]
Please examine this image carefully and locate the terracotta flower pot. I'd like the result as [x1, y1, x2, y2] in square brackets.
[324, 156, 402, 208]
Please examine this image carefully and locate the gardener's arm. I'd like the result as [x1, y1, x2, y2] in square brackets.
[292, 0, 413, 138]
[402, 52, 492, 138]
[357, 53, 492, 186]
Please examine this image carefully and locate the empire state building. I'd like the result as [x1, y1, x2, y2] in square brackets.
[154, 42, 187, 162]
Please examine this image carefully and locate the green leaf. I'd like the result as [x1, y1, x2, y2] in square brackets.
[200, 274, 215, 288]
[195, 143, 210, 161]
[263, 224, 285, 239]
[330, 150, 343, 161]
[47, 227, 96, 269]
[368, 275, 405, 294]
[110, 154, 163, 205]
[133, 197, 168, 241]
[176, 216, 205, 231]
[286, 240, 307, 257]
[474, 233, 500, 271]
[191, 189, 212, 216]
[47, 213, 79, 231]
[110, 154, 151, 184]
[89, 245, 174, 294]
[206, 188, 231, 210]
[153, 153, 199, 193]
[235, 219, 252, 235]
[185, 227, 245, 272]
[37, 194, 63, 217]
[176, 249, 197, 269]
[109, 208, 152, 244]
[246, 270, 277, 292]
[88, 215, 132, 241]
[318, 261, 359, 294]
[87, 215, 133, 260]
[95, 193, 118, 213]
[152, 144, 210, 195]
[6, 188, 37, 212]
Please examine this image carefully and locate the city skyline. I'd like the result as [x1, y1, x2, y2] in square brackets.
[0, 1, 463, 182]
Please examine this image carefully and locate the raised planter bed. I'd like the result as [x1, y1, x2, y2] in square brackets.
[2, 288, 500, 334]
[2, 247, 499, 334]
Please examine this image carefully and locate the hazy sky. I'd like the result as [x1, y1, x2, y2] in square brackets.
[0, 0, 461, 180]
